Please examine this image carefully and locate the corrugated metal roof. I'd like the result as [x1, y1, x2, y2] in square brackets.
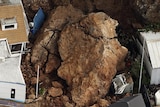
[140, 31, 160, 68]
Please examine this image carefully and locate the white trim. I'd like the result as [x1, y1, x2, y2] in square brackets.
[0, 38, 12, 57]
[9, 42, 27, 54]
[20, 0, 30, 36]
[1, 17, 17, 31]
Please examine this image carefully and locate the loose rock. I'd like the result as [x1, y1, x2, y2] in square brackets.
[52, 81, 63, 88]
[31, 77, 37, 85]
[58, 12, 128, 106]
[28, 94, 36, 99]
[48, 87, 63, 97]
[98, 99, 110, 107]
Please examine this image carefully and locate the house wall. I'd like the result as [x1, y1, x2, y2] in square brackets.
[138, 32, 160, 85]
[136, 36, 160, 85]
[151, 68, 160, 85]
[0, 82, 26, 102]
[140, 32, 160, 69]
[20, 0, 30, 36]
[9, 0, 21, 4]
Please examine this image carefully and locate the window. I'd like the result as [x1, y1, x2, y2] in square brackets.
[1, 17, 17, 31]
[11, 89, 15, 99]
[5, 25, 15, 29]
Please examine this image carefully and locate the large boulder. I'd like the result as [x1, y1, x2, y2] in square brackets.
[31, 5, 84, 72]
[30, 4, 128, 106]
[58, 12, 128, 106]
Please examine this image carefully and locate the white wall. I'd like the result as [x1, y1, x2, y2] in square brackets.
[137, 35, 160, 85]
[151, 68, 160, 85]
[0, 82, 26, 102]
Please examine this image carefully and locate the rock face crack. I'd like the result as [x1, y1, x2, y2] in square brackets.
[58, 12, 128, 106]
[31, 4, 84, 72]
[30, 5, 128, 106]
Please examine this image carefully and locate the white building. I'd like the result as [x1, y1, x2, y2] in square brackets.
[0, 0, 28, 102]
[137, 31, 160, 85]
[0, 0, 29, 54]
[0, 39, 26, 102]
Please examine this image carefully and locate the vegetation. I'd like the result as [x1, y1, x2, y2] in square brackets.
[138, 22, 160, 32]
[130, 55, 150, 93]
[39, 88, 46, 96]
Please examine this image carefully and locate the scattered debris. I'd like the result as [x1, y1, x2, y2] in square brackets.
[112, 73, 133, 94]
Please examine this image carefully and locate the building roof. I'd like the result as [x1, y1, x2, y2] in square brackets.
[140, 31, 160, 68]
[0, 39, 11, 58]
[0, 0, 28, 44]
[0, 54, 25, 85]
[0, 39, 25, 85]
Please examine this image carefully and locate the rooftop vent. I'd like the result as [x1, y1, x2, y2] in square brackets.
[1, 17, 17, 31]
